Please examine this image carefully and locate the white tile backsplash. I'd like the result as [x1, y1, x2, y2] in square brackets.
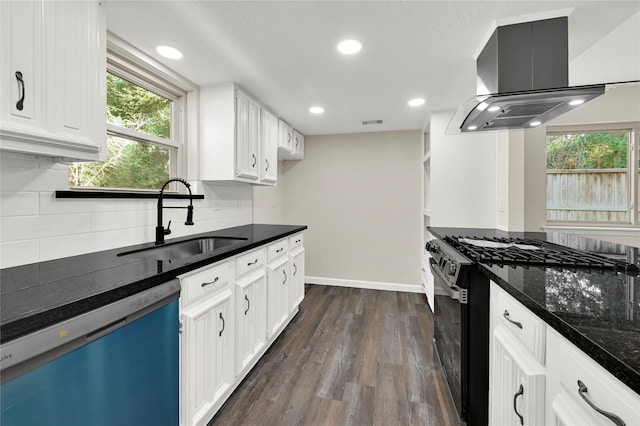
[0, 192, 39, 216]
[0, 152, 253, 268]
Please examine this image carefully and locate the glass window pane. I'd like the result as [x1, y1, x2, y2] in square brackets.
[107, 73, 171, 139]
[546, 132, 630, 223]
[69, 135, 171, 190]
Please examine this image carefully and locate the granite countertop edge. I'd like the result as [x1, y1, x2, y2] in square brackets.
[0, 224, 307, 344]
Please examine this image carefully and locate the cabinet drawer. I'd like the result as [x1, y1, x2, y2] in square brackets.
[492, 282, 545, 363]
[288, 233, 303, 251]
[267, 239, 289, 262]
[236, 248, 266, 278]
[546, 328, 640, 426]
[180, 261, 232, 307]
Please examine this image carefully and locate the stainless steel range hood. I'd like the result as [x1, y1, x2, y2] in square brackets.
[451, 17, 607, 133]
[458, 84, 605, 132]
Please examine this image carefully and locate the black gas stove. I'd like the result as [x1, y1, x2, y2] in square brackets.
[442, 235, 639, 275]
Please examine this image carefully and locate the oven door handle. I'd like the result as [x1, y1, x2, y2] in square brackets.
[429, 259, 463, 303]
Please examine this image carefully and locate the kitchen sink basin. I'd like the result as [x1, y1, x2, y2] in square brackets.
[118, 236, 247, 261]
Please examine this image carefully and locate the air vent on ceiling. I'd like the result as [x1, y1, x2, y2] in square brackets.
[362, 119, 383, 125]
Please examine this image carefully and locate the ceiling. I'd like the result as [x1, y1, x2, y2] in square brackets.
[105, 1, 639, 136]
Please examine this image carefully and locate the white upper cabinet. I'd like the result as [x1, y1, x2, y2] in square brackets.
[277, 119, 304, 160]
[199, 83, 276, 185]
[0, 0, 106, 162]
[277, 119, 293, 153]
[260, 108, 278, 183]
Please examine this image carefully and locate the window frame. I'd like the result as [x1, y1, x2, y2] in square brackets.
[545, 122, 640, 228]
[68, 32, 198, 194]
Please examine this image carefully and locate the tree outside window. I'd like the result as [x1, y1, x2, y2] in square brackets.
[69, 73, 174, 190]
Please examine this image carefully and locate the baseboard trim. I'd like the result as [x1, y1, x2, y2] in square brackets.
[305, 276, 423, 293]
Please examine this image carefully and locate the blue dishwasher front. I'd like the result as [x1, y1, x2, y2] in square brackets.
[1, 280, 180, 426]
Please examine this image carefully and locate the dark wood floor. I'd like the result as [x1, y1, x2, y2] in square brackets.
[209, 285, 459, 426]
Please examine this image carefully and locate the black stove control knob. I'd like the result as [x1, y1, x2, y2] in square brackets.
[425, 241, 439, 254]
[446, 262, 457, 276]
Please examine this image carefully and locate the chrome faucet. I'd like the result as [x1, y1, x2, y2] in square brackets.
[156, 178, 194, 245]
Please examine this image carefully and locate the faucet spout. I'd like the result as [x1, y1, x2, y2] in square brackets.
[156, 178, 194, 245]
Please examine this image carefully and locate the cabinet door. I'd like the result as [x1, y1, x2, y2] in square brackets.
[491, 325, 545, 426]
[290, 247, 305, 310]
[181, 289, 234, 426]
[292, 129, 304, 159]
[0, 0, 44, 129]
[546, 328, 640, 426]
[278, 119, 293, 152]
[267, 257, 289, 338]
[46, 0, 105, 153]
[0, 0, 105, 161]
[235, 90, 259, 180]
[235, 270, 267, 375]
[260, 109, 278, 184]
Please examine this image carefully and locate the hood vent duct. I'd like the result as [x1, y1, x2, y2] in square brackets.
[454, 17, 605, 133]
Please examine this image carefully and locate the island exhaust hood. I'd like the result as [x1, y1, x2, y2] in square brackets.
[452, 17, 606, 133]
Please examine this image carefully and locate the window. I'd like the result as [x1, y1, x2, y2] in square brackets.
[69, 35, 194, 192]
[546, 124, 639, 226]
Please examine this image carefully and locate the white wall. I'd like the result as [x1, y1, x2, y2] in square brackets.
[254, 130, 422, 292]
[252, 161, 286, 225]
[0, 152, 252, 268]
[430, 111, 497, 228]
[570, 11, 640, 86]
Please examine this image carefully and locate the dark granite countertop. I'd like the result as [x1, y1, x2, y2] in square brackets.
[0, 224, 307, 344]
[428, 227, 640, 395]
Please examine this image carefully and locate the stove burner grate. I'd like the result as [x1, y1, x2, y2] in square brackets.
[443, 236, 639, 275]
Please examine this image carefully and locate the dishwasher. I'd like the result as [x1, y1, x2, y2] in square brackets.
[1, 279, 180, 426]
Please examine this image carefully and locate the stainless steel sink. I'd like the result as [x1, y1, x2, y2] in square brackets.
[118, 236, 247, 261]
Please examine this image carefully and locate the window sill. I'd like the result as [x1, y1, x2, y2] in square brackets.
[543, 224, 640, 237]
[55, 190, 204, 200]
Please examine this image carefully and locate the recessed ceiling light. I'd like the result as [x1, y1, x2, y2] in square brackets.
[467, 125, 478, 131]
[337, 39, 362, 55]
[529, 121, 542, 127]
[408, 98, 425, 107]
[309, 106, 324, 114]
[156, 45, 183, 60]
[569, 99, 585, 106]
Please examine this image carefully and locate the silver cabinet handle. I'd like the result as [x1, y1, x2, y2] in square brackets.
[503, 310, 523, 329]
[244, 294, 250, 315]
[276, 247, 284, 253]
[283, 269, 287, 284]
[251, 153, 257, 168]
[247, 259, 258, 266]
[513, 384, 524, 425]
[577, 380, 625, 426]
[201, 277, 219, 287]
[265, 158, 270, 171]
[293, 262, 297, 276]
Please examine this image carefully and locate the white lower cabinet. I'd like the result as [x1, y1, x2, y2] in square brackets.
[546, 327, 640, 426]
[491, 326, 545, 426]
[235, 271, 266, 375]
[179, 232, 305, 425]
[234, 247, 267, 376]
[490, 281, 640, 426]
[289, 233, 305, 309]
[180, 264, 234, 426]
[267, 254, 289, 338]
